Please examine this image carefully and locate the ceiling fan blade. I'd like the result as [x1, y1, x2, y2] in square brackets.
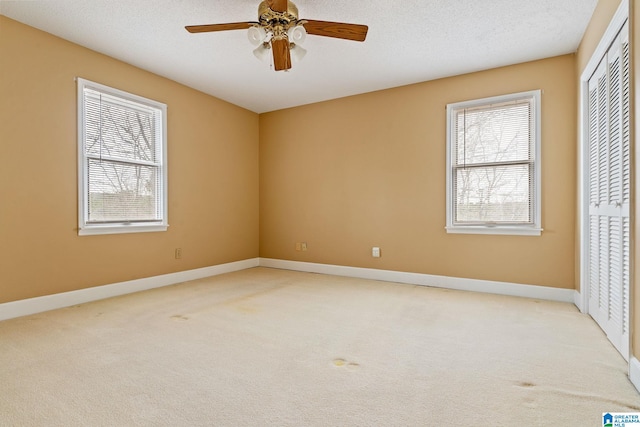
[271, 38, 292, 71]
[268, 0, 288, 13]
[302, 20, 368, 42]
[185, 22, 256, 33]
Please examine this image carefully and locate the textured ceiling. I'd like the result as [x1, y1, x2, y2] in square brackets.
[1, 0, 598, 113]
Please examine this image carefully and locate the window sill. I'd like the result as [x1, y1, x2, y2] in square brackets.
[78, 224, 168, 236]
[445, 226, 543, 236]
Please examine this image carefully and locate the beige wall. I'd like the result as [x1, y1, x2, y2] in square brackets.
[1, 0, 635, 364]
[260, 55, 577, 289]
[577, 0, 625, 72]
[0, 16, 260, 303]
[0, 3, 617, 302]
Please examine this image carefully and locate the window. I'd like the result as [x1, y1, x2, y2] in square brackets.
[446, 90, 541, 235]
[77, 78, 168, 235]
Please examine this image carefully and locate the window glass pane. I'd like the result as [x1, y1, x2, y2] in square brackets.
[87, 159, 159, 222]
[454, 164, 532, 224]
[455, 102, 531, 165]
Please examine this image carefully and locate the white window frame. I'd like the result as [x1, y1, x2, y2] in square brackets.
[77, 78, 168, 236]
[445, 90, 542, 236]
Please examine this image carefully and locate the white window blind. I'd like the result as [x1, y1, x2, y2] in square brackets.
[446, 91, 541, 235]
[77, 78, 168, 235]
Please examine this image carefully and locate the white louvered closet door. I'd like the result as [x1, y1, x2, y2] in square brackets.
[587, 22, 630, 360]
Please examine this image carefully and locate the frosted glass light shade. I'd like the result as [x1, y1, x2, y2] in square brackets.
[253, 44, 271, 62]
[287, 25, 306, 45]
[290, 44, 307, 62]
[247, 26, 267, 46]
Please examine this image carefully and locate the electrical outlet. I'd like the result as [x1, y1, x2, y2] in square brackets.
[301, 242, 307, 251]
[175, 248, 182, 259]
[295, 242, 301, 251]
[372, 247, 381, 258]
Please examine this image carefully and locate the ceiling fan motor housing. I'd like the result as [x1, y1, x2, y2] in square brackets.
[258, 0, 300, 39]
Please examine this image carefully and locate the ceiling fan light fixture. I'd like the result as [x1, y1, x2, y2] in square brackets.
[247, 26, 267, 46]
[253, 43, 271, 62]
[186, 0, 368, 72]
[290, 43, 306, 63]
[287, 25, 306, 45]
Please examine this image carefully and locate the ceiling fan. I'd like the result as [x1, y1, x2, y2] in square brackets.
[185, 0, 368, 71]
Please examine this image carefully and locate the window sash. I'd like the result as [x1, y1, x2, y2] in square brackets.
[453, 162, 534, 225]
[84, 89, 159, 165]
[86, 159, 162, 224]
[453, 100, 533, 167]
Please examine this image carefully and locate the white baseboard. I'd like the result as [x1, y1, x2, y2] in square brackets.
[630, 357, 640, 394]
[0, 257, 579, 323]
[259, 258, 577, 304]
[0, 258, 260, 322]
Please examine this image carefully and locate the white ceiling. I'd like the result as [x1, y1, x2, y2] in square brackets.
[1, 0, 598, 113]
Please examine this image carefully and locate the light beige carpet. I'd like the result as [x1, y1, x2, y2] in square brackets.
[1, 267, 639, 426]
